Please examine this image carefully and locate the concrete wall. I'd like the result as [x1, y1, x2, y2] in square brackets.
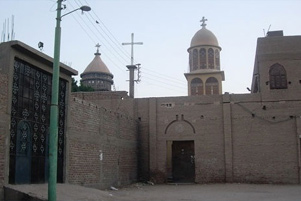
[67, 96, 138, 189]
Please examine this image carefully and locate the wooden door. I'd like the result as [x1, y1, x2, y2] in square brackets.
[172, 141, 195, 182]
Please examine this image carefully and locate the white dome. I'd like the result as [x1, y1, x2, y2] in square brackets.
[82, 53, 112, 75]
[190, 26, 219, 48]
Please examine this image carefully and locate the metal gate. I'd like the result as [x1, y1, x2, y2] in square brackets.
[9, 59, 66, 184]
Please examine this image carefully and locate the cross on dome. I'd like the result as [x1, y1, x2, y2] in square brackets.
[95, 43, 101, 55]
[200, 16, 207, 28]
[95, 43, 101, 53]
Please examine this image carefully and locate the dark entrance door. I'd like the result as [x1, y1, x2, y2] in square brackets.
[172, 141, 195, 182]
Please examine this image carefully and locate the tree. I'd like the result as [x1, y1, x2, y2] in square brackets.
[71, 77, 94, 92]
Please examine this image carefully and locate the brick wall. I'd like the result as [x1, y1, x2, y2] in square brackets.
[134, 94, 300, 184]
[67, 96, 138, 189]
[135, 98, 150, 181]
[0, 73, 8, 199]
[231, 99, 300, 184]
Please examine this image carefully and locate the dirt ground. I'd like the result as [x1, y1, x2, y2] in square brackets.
[111, 183, 301, 201]
[5, 183, 301, 201]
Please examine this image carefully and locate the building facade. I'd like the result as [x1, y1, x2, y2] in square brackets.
[1, 21, 301, 200]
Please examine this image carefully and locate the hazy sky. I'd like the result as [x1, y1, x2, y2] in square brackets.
[1, 0, 300, 98]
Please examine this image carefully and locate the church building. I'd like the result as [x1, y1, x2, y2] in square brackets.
[0, 18, 301, 200]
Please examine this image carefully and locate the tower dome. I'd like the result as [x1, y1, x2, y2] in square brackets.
[188, 17, 220, 50]
[190, 26, 219, 48]
[80, 44, 114, 91]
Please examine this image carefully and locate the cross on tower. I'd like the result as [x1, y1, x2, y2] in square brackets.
[200, 16, 208, 28]
[122, 33, 143, 65]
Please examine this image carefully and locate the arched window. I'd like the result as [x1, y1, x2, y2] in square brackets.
[205, 77, 219, 95]
[208, 48, 214, 69]
[192, 49, 198, 70]
[215, 49, 220, 70]
[253, 76, 259, 93]
[269, 63, 287, 89]
[199, 48, 206, 69]
[191, 78, 203, 96]
[189, 51, 193, 71]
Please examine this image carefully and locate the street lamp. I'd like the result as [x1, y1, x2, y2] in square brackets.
[48, 2, 91, 201]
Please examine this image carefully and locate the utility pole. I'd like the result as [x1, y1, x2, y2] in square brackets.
[49, 2, 90, 201]
[122, 33, 143, 98]
[48, 1, 62, 200]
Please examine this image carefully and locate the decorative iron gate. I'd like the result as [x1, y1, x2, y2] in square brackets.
[9, 58, 66, 184]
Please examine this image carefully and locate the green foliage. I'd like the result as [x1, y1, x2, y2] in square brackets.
[71, 78, 79, 92]
[71, 77, 94, 92]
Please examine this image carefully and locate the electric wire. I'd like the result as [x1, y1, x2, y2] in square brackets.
[75, 0, 186, 84]
[67, 1, 127, 73]
[74, 0, 130, 64]
[83, 0, 131, 59]
[140, 75, 186, 93]
[64, 0, 189, 95]
[138, 80, 186, 94]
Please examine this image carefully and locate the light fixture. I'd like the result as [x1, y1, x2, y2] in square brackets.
[48, 2, 91, 201]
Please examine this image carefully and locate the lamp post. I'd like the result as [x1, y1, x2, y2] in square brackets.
[49, 2, 91, 201]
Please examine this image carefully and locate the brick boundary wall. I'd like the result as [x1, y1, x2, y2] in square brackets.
[67, 96, 138, 189]
[0, 74, 8, 200]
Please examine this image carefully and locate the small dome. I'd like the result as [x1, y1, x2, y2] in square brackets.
[81, 52, 112, 76]
[190, 26, 219, 48]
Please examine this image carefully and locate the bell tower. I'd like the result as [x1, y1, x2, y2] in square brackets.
[185, 17, 225, 96]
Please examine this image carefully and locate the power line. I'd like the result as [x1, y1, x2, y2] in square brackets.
[65, 0, 189, 92]
[67, 1, 127, 73]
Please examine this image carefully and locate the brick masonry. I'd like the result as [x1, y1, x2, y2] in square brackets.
[133, 94, 301, 184]
[1, 34, 301, 201]
[67, 96, 137, 189]
[0, 73, 8, 199]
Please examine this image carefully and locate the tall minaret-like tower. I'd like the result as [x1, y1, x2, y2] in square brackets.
[81, 44, 114, 91]
[185, 17, 225, 96]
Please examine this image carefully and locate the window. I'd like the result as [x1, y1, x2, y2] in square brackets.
[205, 77, 219, 95]
[215, 49, 220, 70]
[189, 51, 193, 71]
[191, 78, 203, 95]
[253, 76, 259, 93]
[192, 49, 198, 70]
[199, 48, 206, 69]
[208, 48, 214, 69]
[269, 63, 287, 89]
